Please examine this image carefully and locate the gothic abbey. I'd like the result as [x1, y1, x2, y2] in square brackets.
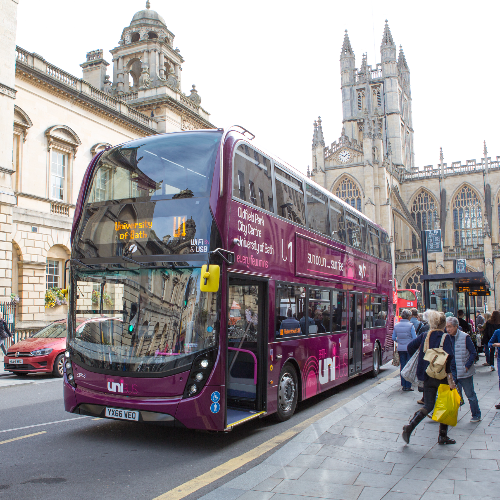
[309, 21, 497, 311]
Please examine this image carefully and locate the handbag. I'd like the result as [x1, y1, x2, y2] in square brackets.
[400, 349, 423, 387]
[432, 384, 461, 426]
[392, 345, 400, 367]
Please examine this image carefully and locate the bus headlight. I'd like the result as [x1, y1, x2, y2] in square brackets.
[64, 350, 76, 388]
[182, 349, 216, 399]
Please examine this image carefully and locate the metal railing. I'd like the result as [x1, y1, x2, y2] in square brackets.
[1, 302, 17, 349]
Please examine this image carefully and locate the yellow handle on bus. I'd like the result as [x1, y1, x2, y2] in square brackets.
[200, 265, 220, 292]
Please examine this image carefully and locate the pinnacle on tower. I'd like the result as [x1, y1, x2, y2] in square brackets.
[341, 30, 354, 57]
[312, 116, 325, 149]
[398, 45, 409, 71]
[484, 140, 488, 157]
[146, 0, 151, 8]
[440, 147, 444, 164]
[381, 20, 395, 47]
[361, 53, 368, 72]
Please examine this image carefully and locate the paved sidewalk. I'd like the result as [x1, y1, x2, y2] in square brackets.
[200, 361, 500, 500]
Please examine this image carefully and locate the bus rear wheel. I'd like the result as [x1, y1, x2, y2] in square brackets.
[276, 363, 298, 421]
[370, 344, 381, 378]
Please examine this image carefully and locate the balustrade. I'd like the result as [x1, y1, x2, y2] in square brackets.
[15, 45, 157, 132]
[50, 203, 70, 217]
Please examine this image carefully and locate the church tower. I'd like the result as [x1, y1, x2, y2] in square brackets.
[339, 21, 414, 172]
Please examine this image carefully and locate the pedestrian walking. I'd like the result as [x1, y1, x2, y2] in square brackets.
[481, 310, 500, 371]
[487, 330, 500, 410]
[402, 310, 457, 445]
[446, 316, 481, 423]
[410, 308, 425, 335]
[392, 309, 417, 391]
[0, 312, 11, 355]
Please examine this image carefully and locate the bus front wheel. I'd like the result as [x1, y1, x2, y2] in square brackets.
[276, 363, 298, 421]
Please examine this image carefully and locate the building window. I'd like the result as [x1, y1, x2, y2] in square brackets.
[372, 87, 382, 108]
[46, 260, 60, 289]
[51, 151, 67, 200]
[357, 90, 365, 110]
[335, 177, 362, 212]
[452, 185, 483, 248]
[411, 190, 438, 232]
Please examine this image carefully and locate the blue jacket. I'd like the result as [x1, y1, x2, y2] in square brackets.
[488, 330, 500, 358]
[407, 330, 457, 382]
[392, 319, 416, 351]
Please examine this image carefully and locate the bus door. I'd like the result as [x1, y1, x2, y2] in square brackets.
[226, 277, 267, 428]
[348, 292, 363, 375]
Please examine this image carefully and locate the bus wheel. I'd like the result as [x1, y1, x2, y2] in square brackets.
[276, 363, 298, 421]
[370, 344, 381, 378]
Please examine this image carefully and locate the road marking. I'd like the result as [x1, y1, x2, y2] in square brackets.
[0, 431, 46, 445]
[0, 416, 89, 434]
[153, 369, 398, 500]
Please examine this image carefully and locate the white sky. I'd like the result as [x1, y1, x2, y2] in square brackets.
[16, 0, 499, 175]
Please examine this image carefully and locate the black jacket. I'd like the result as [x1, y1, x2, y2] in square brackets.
[0, 319, 11, 339]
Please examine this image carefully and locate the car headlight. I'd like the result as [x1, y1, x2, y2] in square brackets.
[30, 348, 53, 356]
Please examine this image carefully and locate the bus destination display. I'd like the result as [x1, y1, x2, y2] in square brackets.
[296, 234, 376, 284]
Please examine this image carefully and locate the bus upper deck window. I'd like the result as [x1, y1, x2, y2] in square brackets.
[233, 144, 273, 213]
[275, 167, 305, 226]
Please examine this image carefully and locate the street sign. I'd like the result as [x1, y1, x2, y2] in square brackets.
[454, 259, 467, 273]
[426, 229, 442, 253]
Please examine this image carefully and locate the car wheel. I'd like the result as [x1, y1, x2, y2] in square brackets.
[370, 344, 381, 378]
[53, 353, 64, 377]
[276, 363, 298, 422]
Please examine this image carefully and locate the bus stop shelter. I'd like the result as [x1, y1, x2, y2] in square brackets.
[419, 272, 490, 322]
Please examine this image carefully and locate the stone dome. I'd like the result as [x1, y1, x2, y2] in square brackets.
[131, 2, 166, 26]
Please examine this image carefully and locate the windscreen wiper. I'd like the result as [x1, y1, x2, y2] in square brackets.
[121, 256, 147, 267]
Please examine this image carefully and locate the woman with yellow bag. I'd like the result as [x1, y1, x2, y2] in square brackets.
[402, 310, 458, 445]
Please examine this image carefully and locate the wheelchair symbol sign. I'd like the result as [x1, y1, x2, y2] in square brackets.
[211, 391, 220, 403]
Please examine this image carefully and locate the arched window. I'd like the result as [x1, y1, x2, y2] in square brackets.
[335, 177, 362, 212]
[452, 185, 483, 248]
[411, 190, 438, 232]
[404, 268, 422, 297]
[148, 31, 158, 39]
[131, 32, 140, 42]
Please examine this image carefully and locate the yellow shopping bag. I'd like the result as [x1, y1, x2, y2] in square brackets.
[432, 384, 461, 427]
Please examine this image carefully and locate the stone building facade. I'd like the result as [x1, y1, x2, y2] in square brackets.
[310, 22, 497, 311]
[1, 1, 215, 333]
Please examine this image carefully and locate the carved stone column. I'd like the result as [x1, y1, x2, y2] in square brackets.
[159, 52, 165, 79]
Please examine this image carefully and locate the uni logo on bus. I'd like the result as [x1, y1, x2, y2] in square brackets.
[107, 381, 124, 393]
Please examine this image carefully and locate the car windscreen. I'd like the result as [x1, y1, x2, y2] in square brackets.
[33, 323, 68, 338]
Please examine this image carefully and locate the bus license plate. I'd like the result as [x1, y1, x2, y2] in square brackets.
[105, 407, 139, 421]
[10, 359, 23, 365]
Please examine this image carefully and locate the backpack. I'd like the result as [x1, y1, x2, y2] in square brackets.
[423, 331, 449, 379]
[415, 321, 424, 335]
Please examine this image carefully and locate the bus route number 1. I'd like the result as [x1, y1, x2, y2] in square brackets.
[281, 240, 292, 263]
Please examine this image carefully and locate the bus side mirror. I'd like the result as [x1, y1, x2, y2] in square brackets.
[200, 265, 220, 292]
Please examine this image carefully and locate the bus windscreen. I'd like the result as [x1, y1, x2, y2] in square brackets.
[69, 267, 219, 374]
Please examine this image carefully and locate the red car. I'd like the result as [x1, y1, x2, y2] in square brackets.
[4, 320, 70, 377]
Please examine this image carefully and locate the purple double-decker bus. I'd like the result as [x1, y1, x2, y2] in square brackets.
[64, 126, 393, 431]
